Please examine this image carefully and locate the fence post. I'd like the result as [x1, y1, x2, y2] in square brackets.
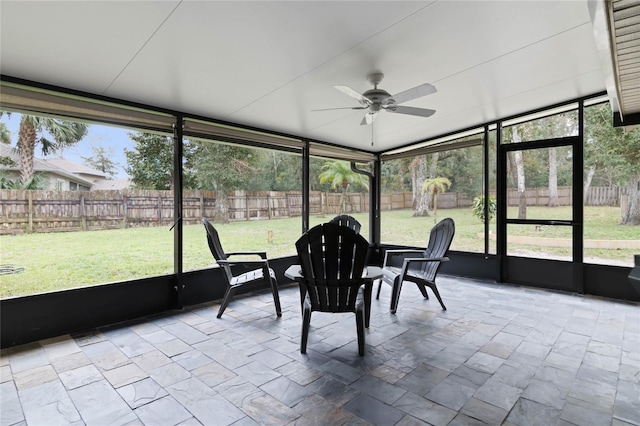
[158, 194, 162, 225]
[246, 194, 250, 221]
[122, 195, 128, 228]
[27, 191, 33, 234]
[200, 191, 204, 220]
[80, 194, 87, 231]
[285, 192, 291, 217]
[267, 194, 272, 219]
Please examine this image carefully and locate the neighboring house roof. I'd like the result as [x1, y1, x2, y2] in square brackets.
[44, 158, 107, 180]
[92, 178, 131, 190]
[0, 144, 118, 188]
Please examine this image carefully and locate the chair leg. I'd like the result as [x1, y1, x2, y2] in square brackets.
[301, 306, 311, 354]
[356, 309, 365, 356]
[217, 287, 237, 318]
[416, 283, 429, 299]
[269, 277, 282, 317]
[376, 278, 382, 300]
[390, 277, 402, 314]
[429, 284, 447, 310]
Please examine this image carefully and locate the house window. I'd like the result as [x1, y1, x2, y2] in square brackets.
[55, 180, 65, 190]
[69, 182, 78, 190]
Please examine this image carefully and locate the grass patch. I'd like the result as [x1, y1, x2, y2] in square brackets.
[1, 206, 637, 298]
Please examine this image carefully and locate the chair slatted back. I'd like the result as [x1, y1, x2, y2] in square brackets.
[413, 218, 455, 281]
[328, 214, 362, 234]
[202, 218, 233, 283]
[296, 223, 368, 313]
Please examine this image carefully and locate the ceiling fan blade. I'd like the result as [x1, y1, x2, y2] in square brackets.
[360, 111, 378, 126]
[334, 85, 371, 104]
[312, 106, 368, 112]
[392, 83, 437, 104]
[386, 105, 436, 118]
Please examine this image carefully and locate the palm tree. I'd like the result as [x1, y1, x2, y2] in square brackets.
[420, 176, 451, 222]
[319, 160, 369, 214]
[1, 112, 88, 184]
[0, 173, 48, 190]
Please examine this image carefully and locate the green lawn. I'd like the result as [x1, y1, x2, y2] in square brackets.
[1, 206, 637, 298]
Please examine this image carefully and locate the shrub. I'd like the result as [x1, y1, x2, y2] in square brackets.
[472, 195, 496, 223]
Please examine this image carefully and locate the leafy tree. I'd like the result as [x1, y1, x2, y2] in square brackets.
[0, 121, 15, 167]
[125, 133, 197, 190]
[421, 176, 451, 222]
[192, 140, 258, 223]
[319, 160, 369, 214]
[381, 158, 411, 193]
[81, 146, 120, 179]
[0, 122, 10, 144]
[309, 157, 332, 192]
[0, 112, 88, 184]
[437, 145, 483, 199]
[125, 133, 174, 190]
[584, 103, 640, 225]
[251, 151, 301, 191]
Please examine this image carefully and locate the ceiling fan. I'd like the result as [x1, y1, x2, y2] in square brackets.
[314, 72, 437, 125]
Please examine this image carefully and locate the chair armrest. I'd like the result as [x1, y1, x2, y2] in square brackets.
[217, 259, 269, 267]
[398, 257, 449, 281]
[403, 257, 449, 265]
[382, 249, 424, 267]
[226, 251, 268, 259]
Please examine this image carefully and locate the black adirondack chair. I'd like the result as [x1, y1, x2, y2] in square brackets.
[328, 214, 362, 234]
[376, 218, 455, 313]
[202, 218, 282, 319]
[295, 222, 370, 355]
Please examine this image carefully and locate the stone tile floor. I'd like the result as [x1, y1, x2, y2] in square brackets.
[1, 276, 639, 425]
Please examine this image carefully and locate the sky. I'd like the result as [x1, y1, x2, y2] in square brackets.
[2, 113, 134, 179]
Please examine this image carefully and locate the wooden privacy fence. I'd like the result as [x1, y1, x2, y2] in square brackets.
[0, 186, 626, 234]
[0, 189, 367, 235]
[507, 186, 627, 207]
[0, 189, 175, 234]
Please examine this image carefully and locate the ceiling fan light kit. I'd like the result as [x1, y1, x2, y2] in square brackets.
[316, 72, 437, 125]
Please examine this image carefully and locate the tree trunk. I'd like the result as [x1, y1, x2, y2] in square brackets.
[621, 175, 640, 225]
[428, 152, 439, 178]
[510, 128, 527, 219]
[213, 191, 229, 224]
[339, 188, 347, 214]
[548, 147, 558, 207]
[428, 152, 439, 211]
[432, 192, 439, 223]
[515, 150, 526, 219]
[410, 159, 419, 208]
[413, 155, 430, 217]
[18, 118, 37, 184]
[583, 165, 596, 204]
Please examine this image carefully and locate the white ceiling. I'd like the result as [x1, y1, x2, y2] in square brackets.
[0, 1, 608, 153]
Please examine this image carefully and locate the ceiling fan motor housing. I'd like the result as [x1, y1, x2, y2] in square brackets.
[362, 88, 392, 107]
